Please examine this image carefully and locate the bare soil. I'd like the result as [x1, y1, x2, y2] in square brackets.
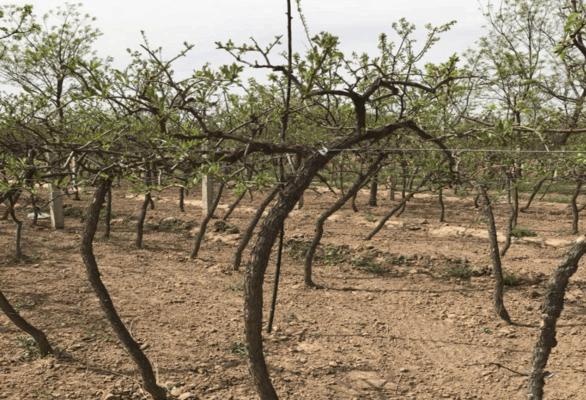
[0, 186, 585, 400]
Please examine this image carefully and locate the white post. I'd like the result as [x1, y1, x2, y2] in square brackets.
[202, 175, 214, 216]
[49, 184, 65, 229]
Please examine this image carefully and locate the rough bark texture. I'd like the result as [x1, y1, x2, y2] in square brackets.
[389, 175, 396, 201]
[304, 157, 383, 287]
[135, 192, 151, 249]
[81, 180, 167, 400]
[501, 184, 519, 257]
[104, 187, 112, 239]
[528, 236, 586, 399]
[571, 180, 583, 234]
[267, 226, 285, 333]
[479, 186, 512, 324]
[233, 186, 280, 271]
[368, 172, 378, 207]
[190, 182, 225, 259]
[244, 120, 416, 398]
[0, 289, 53, 357]
[179, 187, 185, 213]
[7, 196, 23, 259]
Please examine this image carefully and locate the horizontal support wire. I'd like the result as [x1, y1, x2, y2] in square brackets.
[327, 148, 584, 154]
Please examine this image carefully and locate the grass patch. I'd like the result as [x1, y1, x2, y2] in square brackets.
[511, 226, 537, 238]
[229, 341, 248, 358]
[446, 265, 475, 280]
[503, 271, 522, 287]
[285, 239, 351, 265]
[364, 211, 377, 223]
[16, 336, 40, 360]
[351, 254, 386, 275]
[445, 258, 485, 280]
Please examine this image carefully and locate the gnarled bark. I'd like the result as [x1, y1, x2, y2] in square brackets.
[528, 236, 586, 399]
[81, 180, 167, 400]
[233, 186, 280, 271]
[135, 192, 151, 249]
[0, 289, 53, 357]
[103, 187, 112, 239]
[244, 120, 416, 399]
[304, 156, 384, 287]
[570, 180, 583, 234]
[479, 186, 512, 324]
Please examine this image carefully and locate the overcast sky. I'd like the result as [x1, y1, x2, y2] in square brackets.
[8, 0, 488, 78]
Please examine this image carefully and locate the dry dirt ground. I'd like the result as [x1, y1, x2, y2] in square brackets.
[0, 186, 585, 400]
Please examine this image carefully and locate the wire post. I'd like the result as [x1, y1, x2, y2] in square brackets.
[267, 0, 293, 334]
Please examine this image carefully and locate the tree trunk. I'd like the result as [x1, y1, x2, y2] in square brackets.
[190, 182, 225, 259]
[267, 227, 285, 333]
[223, 189, 247, 221]
[368, 172, 378, 207]
[528, 236, 586, 399]
[366, 173, 430, 240]
[244, 119, 419, 399]
[104, 187, 112, 239]
[7, 196, 23, 259]
[233, 186, 280, 271]
[81, 180, 167, 400]
[389, 175, 396, 201]
[438, 187, 445, 223]
[571, 180, 583, 235]
[501, 179, 519, 257]
[351, 190, 359, 212]
[521, 177, 549, 213]
[305, 156, 383, 287]
[0, 289, 53, 357]
[179, 187, 185, 213]
[479, 186, 512, 324]
[135, 192, 151, 249]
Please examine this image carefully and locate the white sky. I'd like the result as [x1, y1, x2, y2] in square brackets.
[7, 0, 488, 78]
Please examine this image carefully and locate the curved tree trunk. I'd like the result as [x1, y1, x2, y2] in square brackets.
[521, 177, 549, 213]
[479, 186, 512, 324]
[305, 156, 383, 287]
[366, 173, 430, 240]
[351, 190, 359, 212]
[223, 188, 247, 221]
[245, 157, 327, 400]
[233, 186, 280, 271]
[528, 236, 586, 399]
[190, 182, 225, 259]
[244, 119, 435, 399]
[0, 289, 53, 357]
[81, 180, 167, 400]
